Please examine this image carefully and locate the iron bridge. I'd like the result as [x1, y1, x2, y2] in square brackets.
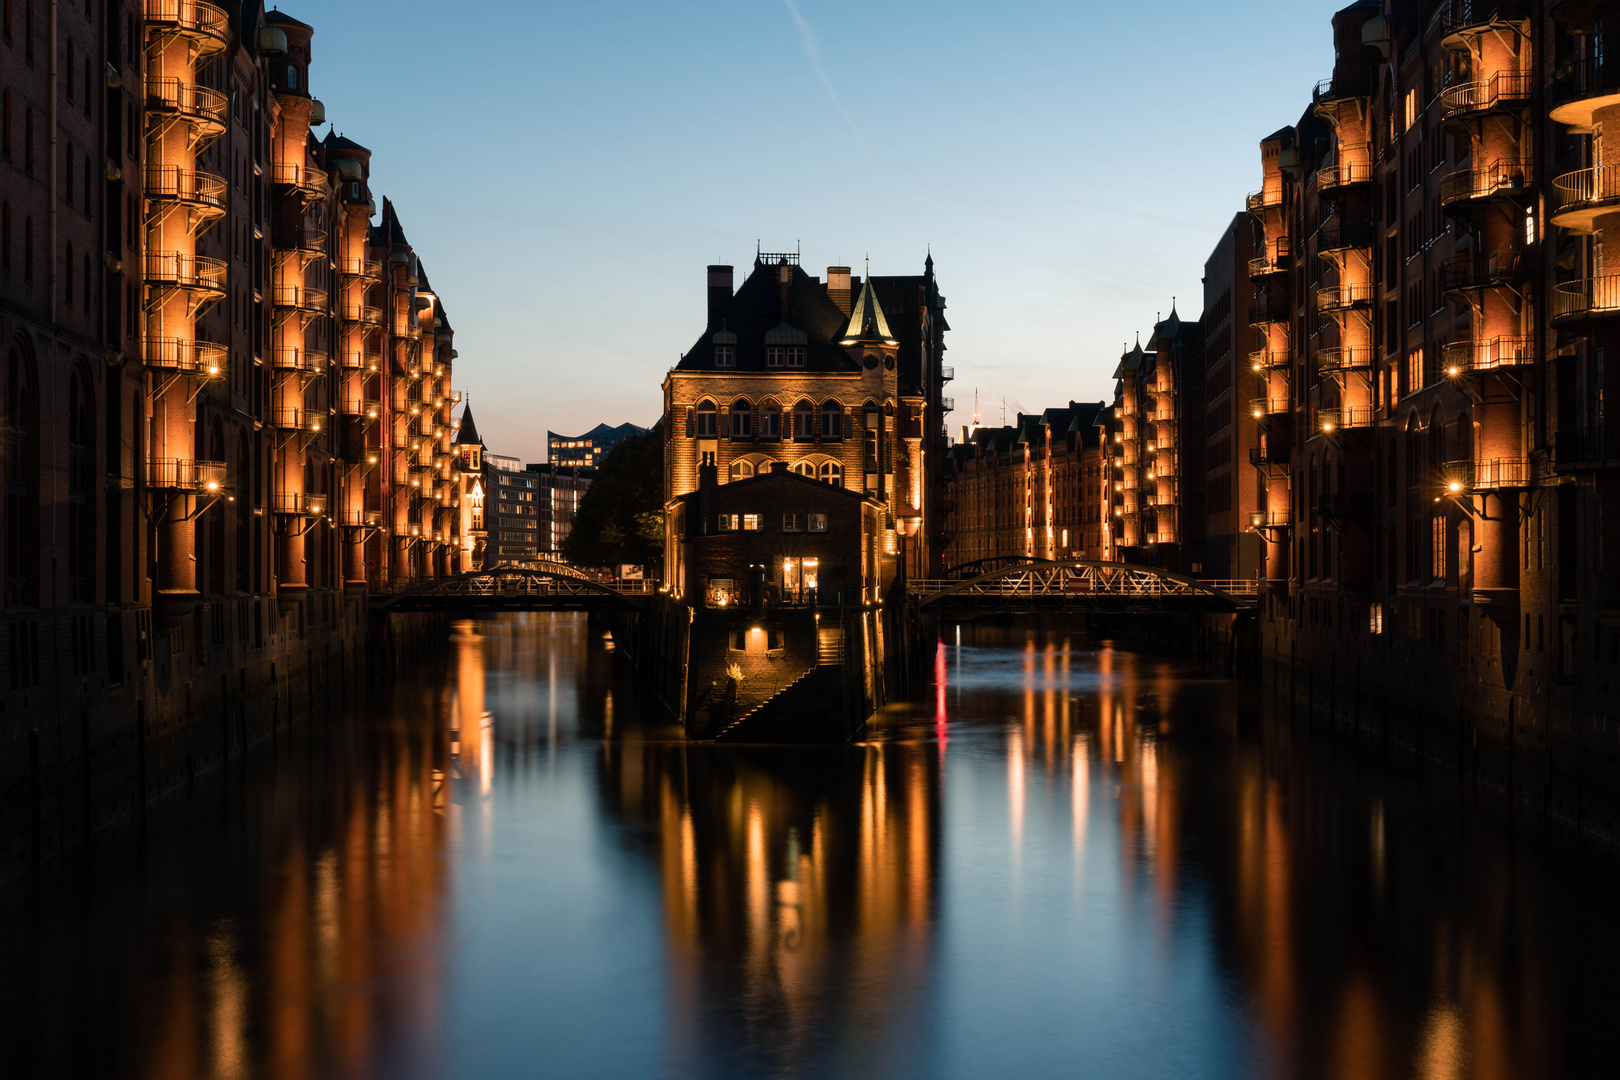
[371, 563, 652, 612]
[910, 560, 1258, 612]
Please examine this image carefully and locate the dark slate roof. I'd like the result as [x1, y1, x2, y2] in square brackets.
[323, 131, 368, 153]
[379, 198, 410, 248]
[679, 466, 872, 505]
[677, 261, 862, 374]
[454, 405, 482, 446]
[1262, 126, 1295, 143]
[263, 7, 311, 29]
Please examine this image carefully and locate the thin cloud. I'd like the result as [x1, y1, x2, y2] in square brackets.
[781, 0, 862, 142]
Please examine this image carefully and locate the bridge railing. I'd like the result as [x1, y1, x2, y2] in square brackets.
[908, 570, 1258, 602]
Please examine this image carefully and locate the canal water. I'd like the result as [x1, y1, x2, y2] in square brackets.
[4, 614, 1619, 1079]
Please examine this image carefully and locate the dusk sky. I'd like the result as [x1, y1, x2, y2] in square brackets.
[299, 0, 1344, 464]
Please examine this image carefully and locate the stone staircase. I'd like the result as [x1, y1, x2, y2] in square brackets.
[817, 626, 844, 667]
[712, 665, 820, 742]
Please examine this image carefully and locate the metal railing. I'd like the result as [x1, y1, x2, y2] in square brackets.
[1316, 281, 1374, 312]
[269, 407, 325, 432]
[271, 491, 327, 516]
[1248, 299, 1290, 325]
[146, 251, 227, 294]
[1552, 276, 1620, 322]
[338, 509, 384, 528]
[1246, 188, 1284, 214]
[271, 283, 327, 312]
[1316, 218, 1372, 252]
[1317, 145, 1373, 190]
[1251, 396, 1291, 418]
[144, 165, 227, 214]
[1250, 510, 1292, 528]
[271, 161, 328, 199]
[144, 0, 230, 43]
[270, 348, 326, 372]
[1248, 236, 1292, 277]
[1441, 252, 1528, 292]
[1552, 55, 1620, 112]
[144, 337, 226, 376]
[146, 458, 227, 491]
[1555, 426, 1620, 468]
[1249, 445, 1290, 467]
[1441, 336, 1533, 373]
[340, 256, 384, 280]
[1446, 458, 1530, 490]
[1441, 160, 1533, 207]
[338, 397, 381, 419]
[144, 77, 228, 129]
[1317, 405, 1375, 430]
[1440, 70, 1532, 119]
[1250, 348, 1289, 371]
[338, 350, 381, 371]
[1552, 165, 1620, 217]
[342, 303, 385, 326]
[1317, 346, 1373, 373]
[940, 365, 955, 382]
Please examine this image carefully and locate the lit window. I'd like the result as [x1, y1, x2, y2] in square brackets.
[731, 400, 752, 438]
[695, 400, 718, 438]
[742, 514, 762, 531]
[717, 514, 738, 531]
[808, 513, 827, 532]
[818, 462, 842, 487]
[729, 460, 755, 481]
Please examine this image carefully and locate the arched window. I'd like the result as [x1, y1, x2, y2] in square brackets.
[819, 461, 843, 487]
[791, 461, 815, 477]
[729, 459, 755, 481]
[731, 399, 752, 439]
[762, 402, 782, 440]
[820, 400, 844, 440]
[793, 400, 815, 440]
[695, 399, 717, 438]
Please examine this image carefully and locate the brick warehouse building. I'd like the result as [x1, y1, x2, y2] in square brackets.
[1234, 0, 1620, 823]
[661, 251, 950, 595]
[0, 1, 468, 867]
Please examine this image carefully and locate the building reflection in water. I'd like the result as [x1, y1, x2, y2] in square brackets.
[5, 615, 1620, 1078]
[599, 733, 939, 1075]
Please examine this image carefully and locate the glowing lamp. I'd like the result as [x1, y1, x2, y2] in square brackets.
[206, 481, 219, 491]
[1322, 421, 1335, 433]
[1447, 480, 1463, 494]
[1253, 408, 1264, 419]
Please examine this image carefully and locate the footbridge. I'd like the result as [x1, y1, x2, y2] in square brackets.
[910, 560, 1258, 613]
[371, 563, 652, 612]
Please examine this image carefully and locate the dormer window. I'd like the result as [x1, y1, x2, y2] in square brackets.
[714, 346, 734, 367]
[766, 346, 804, 368]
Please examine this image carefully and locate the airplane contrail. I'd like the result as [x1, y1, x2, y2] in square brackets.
[781, 0, 863, 142]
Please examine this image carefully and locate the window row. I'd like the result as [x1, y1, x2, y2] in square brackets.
[728, 459, 843, 486]
[717, 513, 828, 533]
[693, 399, 854, 440]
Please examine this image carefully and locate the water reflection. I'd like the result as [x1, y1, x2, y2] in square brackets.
[3, 616, 1620, 1078]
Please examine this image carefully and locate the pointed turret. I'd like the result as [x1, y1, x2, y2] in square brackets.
[454, 403, 483, 446]
[839, 276, 898, 346]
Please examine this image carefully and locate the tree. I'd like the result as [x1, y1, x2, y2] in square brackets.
[561, 428, 664, 572]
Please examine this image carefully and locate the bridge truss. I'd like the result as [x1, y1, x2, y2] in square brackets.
[911, 560, 1258, 612]
[372, 564, 651, 612]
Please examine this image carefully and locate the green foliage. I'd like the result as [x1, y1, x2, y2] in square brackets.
[561, 429, 664, 571]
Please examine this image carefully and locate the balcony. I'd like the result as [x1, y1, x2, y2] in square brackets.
[272, 282, 327, 314]
[143, 0, 230, 54]
[1440, 70, 1532, 124]
[270, 348, 327, 373]
[1317, 406, 1375, 432]
[940, 365, 955, 382]
[269, 407, 325, 434]
[144, 77, 228, 143]
[1316, 218, 1372, 256]
[145, 251, 227, 302]
[1316, 281, 1374, 314]
[144, 337, 226, 377]
[1445, 458, 1531, 491]
[340, 255, 384, 281]
[1441, 252, 1528, 294]
[1552, 275, 1620, 326]
[338, 350, 382, 371]
[1246, 188, 1284, 215]
[1249, 444, 1291, 467]
[1554, 426, 1620, 470]
[144, 165, 227, 226]
[342, 303, 385, 327]
[271, 162, 329, 203]
[1248, 236, 1292, 278]
[1551, 165, 1620, 234]
[941, 397, 956, 413]
[1316, 145, 1373, 193]
[1250, 396, 1290, 419]
[1437, 1, 1530, 48]
[1550, 56, 1620, 133]
[276, 226, 328, 259]
[1441, 336, 1533, 374]
[337, 396, 381, 420]
[1441, 161, 1533, 213]
[1250, 510, 1293, 529]
[1248, 298, 1291, 326]
[1317, 346, 1374, 374]
[338, 508, 384, 528]
[271, 491, 328, 516]
[147, 458, 227, 492]
[1250, 348, 1289, 372]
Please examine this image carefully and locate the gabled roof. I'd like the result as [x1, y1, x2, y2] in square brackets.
[454, 405, 482, 446]
[323, 131, 368, 154]
[264, 8, 311, 30]
[676, 261, 861, 374]
[840, 276, 897, 347]
[379, 197, 410, 248]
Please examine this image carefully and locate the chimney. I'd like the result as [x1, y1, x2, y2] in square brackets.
[778, 261, 793, 316]
[698, 458, 719, 533]
[770, 461, 789, 474]
[707, 265, 733, 327]
[827, 266, 852, 315]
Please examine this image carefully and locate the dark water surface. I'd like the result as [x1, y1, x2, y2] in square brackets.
[5, 614, 1620, 1079]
